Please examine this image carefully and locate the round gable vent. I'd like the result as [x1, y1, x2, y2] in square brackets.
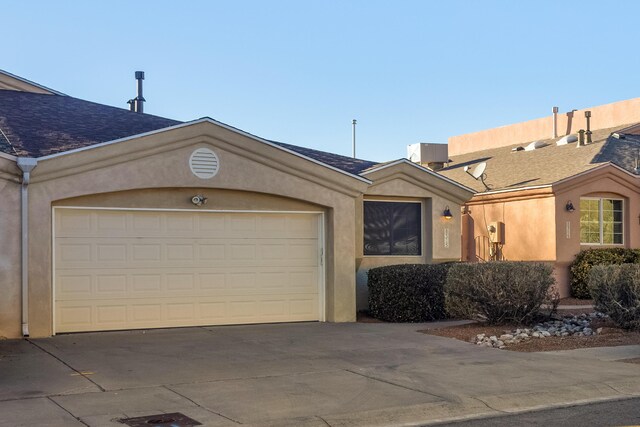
[189, 148, 220, 179]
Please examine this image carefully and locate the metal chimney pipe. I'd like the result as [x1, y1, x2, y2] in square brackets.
[552, 106, 559, 138]
[134, 71, 145, 113]
[352, 119, 357, 158]
[585, 110, 592, 144]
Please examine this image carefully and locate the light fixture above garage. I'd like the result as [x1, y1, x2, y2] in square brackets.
[191, 195, 208, 206]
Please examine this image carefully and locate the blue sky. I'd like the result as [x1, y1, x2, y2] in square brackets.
[3, 1, 639, 161]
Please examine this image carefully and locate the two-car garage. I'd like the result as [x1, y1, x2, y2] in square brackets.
[54, 208, 323, 333]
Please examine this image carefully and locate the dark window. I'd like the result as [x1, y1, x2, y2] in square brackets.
[363, 201, 421, 256]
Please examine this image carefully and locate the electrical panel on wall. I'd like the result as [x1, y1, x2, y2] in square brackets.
[488, 221, 505, 244]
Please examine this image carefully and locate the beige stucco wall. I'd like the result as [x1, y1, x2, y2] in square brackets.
[21, 121, 370, 337]
[449, 98, 640, 156]
[0, 121, 473, 337]
[0, 158, 21, 339]
[354, 163, 472, 309]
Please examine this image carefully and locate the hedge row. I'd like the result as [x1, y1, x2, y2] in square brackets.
[570, 248, 640, 299]
[367, 261, 557, 325]
[589, 264, 640, 330]
[367, 263, 452, 322]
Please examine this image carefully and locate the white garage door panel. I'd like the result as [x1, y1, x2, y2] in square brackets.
[55, 238, 318, 268]
[55, 209, 322, 333]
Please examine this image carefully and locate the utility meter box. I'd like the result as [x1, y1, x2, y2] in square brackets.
[488, 221, 504, 244]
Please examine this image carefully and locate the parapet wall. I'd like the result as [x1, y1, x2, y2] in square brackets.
[448, 97, 640, 156]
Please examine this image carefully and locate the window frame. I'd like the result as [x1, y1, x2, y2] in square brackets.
[579, 197, 624, 246]
[362, 200, 423, 257]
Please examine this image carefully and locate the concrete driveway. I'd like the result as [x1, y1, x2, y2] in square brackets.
[2, 321, 640, 427]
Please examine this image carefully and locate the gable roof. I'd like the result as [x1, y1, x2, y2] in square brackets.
[0, 88, 384, 179]
[0, 90, 181, 157]
[269, 140, 380, 175]
[0, 69, 66, 96]
[438, 124, 640, 193]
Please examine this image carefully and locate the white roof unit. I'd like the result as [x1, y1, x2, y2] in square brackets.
[407, 143, 448, 165]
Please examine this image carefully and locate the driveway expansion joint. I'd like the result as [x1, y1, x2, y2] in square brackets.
[162, 385, 241, 424]
[47, 396, 90, 426]
[344, 369, 447, 401]
[469, 396, 510, 414]
[317, 415, 332, 426]
[27, 339, 106, 392]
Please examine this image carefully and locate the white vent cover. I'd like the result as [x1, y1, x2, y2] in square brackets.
[189, 148, 220, 179]
[524, 141, 546, 151]
[556, 135, 578, 146]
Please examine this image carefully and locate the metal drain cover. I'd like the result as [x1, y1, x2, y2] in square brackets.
[119, 412, 202, 427]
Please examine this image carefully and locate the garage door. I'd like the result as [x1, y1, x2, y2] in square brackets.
[54, 208, 323, 333]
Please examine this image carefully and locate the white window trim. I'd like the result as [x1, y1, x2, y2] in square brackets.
[363, 199, 424, 257]
[579, 197, 625, 246]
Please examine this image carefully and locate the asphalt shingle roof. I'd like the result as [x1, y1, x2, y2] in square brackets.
[0, 89, 383, 177]
[0, 91, 182, 157]
[270, 140, 380, 175]
[438, 124, 640, 193]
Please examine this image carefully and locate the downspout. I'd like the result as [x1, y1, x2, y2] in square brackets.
[16, 157, 37, 337]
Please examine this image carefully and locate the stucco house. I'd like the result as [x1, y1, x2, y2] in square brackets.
[433, 99, 640, 297]
[0, 70, 473, 338]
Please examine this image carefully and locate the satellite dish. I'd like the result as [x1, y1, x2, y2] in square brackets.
[471, 162, 486, 179]
[465, 162, 490, 191]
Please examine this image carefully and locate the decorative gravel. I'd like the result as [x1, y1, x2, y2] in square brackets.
[475, 312, 607, 349]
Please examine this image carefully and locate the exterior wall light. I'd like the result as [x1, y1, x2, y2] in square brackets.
[191, 195, 208, 206]
[443, 206, 453, 220]
[566, 201, 575, 212]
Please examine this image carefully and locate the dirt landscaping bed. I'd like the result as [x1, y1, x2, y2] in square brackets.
[360, 299, 640, 354]
[420, 316, 640, 352]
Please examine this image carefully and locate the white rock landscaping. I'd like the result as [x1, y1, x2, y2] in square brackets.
[474, 312, 607, 349]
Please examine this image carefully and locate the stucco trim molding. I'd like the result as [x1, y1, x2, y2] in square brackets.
[0, 69, 66, 96]
[0, 151, 17, 161]
[362, 159, 476, 194]
[552, 162, 640, 193]
[37, 117, 372, 185]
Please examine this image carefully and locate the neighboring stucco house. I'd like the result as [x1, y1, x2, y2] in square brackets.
[434, 100, 640, 297]
[0, 70, 473, 338]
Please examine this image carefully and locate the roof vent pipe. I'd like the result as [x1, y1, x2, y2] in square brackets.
[552, 106, 559, 138]
[585, 110, 592, 144]
[127, 71, 145, 113]
[352, 119, 357, 158]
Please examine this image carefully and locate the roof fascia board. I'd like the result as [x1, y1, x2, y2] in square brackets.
[200, 118, 372, 184]
[468, 187, 554, 204]
[552, 163, 640, 194]
[362, 159, 475, 193]
[475, 184, 553, 196]
[366, 173, 473, 205]
[0, 69, 66, 96]
[36, 117, 372, 185]
[0, 151, 17, 161]
[552, 163, 639, 189]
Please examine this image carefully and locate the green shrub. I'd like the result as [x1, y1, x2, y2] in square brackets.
[570, 248, 640, 299]
[444, 262, 558, 325]
[589, 264, 640, 330]
[367, 263, 454, 322]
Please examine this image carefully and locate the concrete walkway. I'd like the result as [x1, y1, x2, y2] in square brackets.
[1, 322, 640, 427]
